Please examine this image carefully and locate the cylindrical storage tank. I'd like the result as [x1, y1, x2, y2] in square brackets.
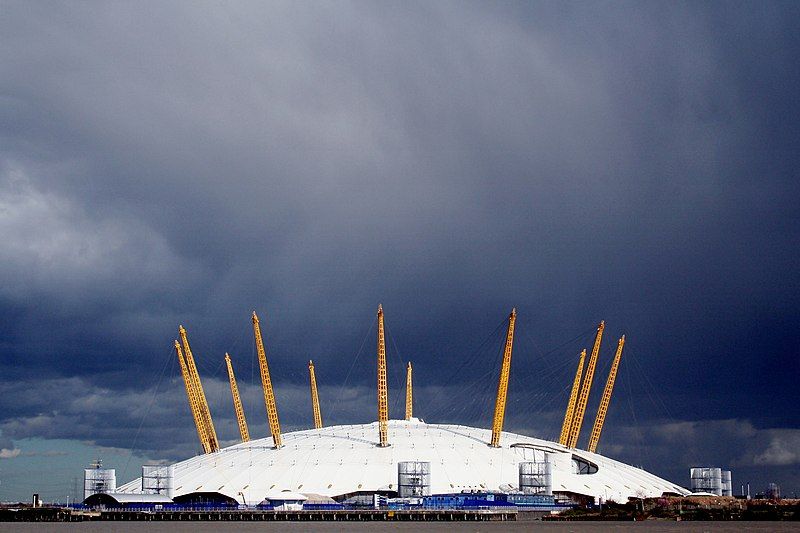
[721, 470, 732, 497]
[142, 465, 175, 498]
[519, 460, 552, 495]
[690, 467, 722, 496]
[84, 468, 116, 500]
[397, 461, 431, 497]
[766, 483, 780, 499]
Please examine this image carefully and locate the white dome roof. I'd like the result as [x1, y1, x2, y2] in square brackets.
[117, 419, 688, 503]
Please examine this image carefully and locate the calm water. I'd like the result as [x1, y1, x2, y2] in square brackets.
[1, 523, 798, 532]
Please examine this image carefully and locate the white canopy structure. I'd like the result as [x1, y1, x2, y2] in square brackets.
[117, 311, 687, 507]
[116, 419, 688, 504]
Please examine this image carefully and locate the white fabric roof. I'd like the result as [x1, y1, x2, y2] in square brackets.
[263, 491, 307, 501]
[96, 493, 174, 504]
[117, 419, 688, 503]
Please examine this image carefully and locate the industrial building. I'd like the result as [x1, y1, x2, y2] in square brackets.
[690, 467, 733, 497]
[101, 306, 689, 508]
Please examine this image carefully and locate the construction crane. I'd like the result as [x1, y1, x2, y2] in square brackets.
[490, 308, 517, 448]
[567, 321, 605, 449]
[587, 335, 626, 453]
[377, 304, 389, 447]
[175, 340, 211, 454]
[252, 311, 282, 448]
[558, 349, 587, 446]
[308, 360, 323, 429]
[225, 353, 250, 443]
[179, 326, 219, 453]
[405, 362, 413, 421]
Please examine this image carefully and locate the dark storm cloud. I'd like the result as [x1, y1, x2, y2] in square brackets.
[1, 0, 799, 493]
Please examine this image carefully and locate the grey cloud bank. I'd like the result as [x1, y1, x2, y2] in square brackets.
[1, 0, 799, 499]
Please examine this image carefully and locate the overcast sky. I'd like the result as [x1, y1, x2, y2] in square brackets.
[1, 1, 799, 501]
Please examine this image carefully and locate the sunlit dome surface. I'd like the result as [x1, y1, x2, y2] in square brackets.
[117, 418, 688, 503]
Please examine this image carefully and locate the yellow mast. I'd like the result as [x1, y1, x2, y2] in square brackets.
[558, 349, 586, 446]
[587, 335, 625, 453]
[490, 308, 517, 447]
[176, 340, 211, 454]
[404, 362, 413, 420]
[567, 321, 605, 448]
[377, 304, 389, 447]
[179, 326, 219, 453]
[308, 360, 323, 429]
[225, 353, 250, 443]
[252, 311, 282, 448]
